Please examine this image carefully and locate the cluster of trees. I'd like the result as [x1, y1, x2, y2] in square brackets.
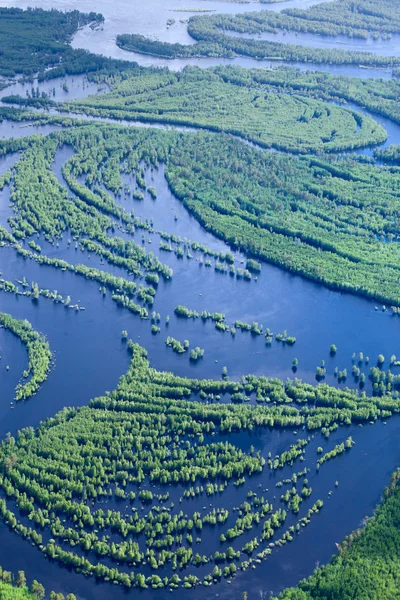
[165, 336, 190, 353]
[159, 239, 249, 278]
[275, 331, 296, 345]
[0, 312, 51, 401]
[0, 566, 75, 600]
[375, 143, 400, 164]
[316, 436, 354, 468]
[112, 294, 149, 319]
[189, 347, 205, 361]
[173, 306, 297, 345]
[368, 365, 400, 396]
[1, 95, 56, 109]
[275, 468, 400, 599]
[246, 258, 261, 272]
[174, 305, 201, 319]
[0, 275, 73, 306]
[0, 8, 109, 78]
[0, 342, 395, 589]
[268, 439, 309, 470]
[159, 231, 234, 262]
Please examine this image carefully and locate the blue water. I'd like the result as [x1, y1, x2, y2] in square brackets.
[0, 0, 398, 596]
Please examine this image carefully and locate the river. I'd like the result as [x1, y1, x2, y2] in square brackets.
[0, 0, 398, 598]
[0, 0, 396, 78]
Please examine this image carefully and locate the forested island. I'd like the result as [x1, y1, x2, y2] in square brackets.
[117, 0, 400, 66]
[0, 312, 51, 400]
[0, 8, 105, 77]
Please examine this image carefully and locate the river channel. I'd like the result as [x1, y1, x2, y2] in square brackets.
[0, 0, 398, 597]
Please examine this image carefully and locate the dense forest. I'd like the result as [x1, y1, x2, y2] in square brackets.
[0, 566, 75, 599]
[71, 65, 400, 143]
[116, 28, 400, 65]
[375, 144, 400, 164]
[0, 7, 136, 78]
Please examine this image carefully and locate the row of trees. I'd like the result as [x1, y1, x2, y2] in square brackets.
[0, 312, 51, 401]
[116, 7, 400, 68]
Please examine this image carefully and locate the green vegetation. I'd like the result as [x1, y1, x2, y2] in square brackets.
[375, 144, 400, 164]
[0, 19, 399, 591]
[0, 8, 107, 78]
[0, 566, 75, 600]
[0, 274, 74, 306]
[1, 117, 400, 307]
[116, 1, 400, 67]
[0, 126, 173, 313]
[116, 29, 400, 66]
[246, 258, 261, 272]
[163, 131, 400, 306]
[166, 335, 190, 353]
[68, 68, 386, 154]
[175, 305, 200, 319]
[366, 364, 400, 396]
[6, 64, 400, 154]
[0, 342, 397, 589]
[159, 232, 234, 263]
[0, 580, 36, 600]
[316, 437, 354, 468]
[0, 312, 51, 401]
[189, 347, 205, 361]
[208, 0, 400, 40]
[75, 66, 400, 139]
[274, 468, 400, 600]
[174, 306, 297, 343]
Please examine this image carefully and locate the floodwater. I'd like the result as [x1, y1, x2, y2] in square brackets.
[0, 113, 399, 596]
[0, 0, 398, 597]
[0, 0, 396, 77]
[226, 28, 400, 57]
